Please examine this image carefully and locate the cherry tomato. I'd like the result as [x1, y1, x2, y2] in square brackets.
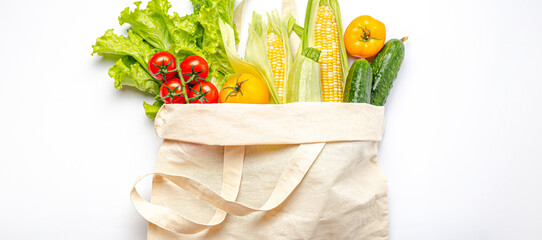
[148, 51, 177, 81]
[219, 73, 269, 104]
[188, 82, 219, 104]
[180, 55, 209, 85]
[344, 15, 386, 58]
[160, 78, 186, 104]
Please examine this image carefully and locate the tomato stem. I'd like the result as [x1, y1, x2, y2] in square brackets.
[223, 75, 248, 102]
[151, 59, 176, 81]
[181, 65, 207, 83]
[187, 84, 210, 103]
[175, 58, 190, 104]
[160, 60, 167, 82]
[163, 85, 183, 103]
[356, 24, 382, 42]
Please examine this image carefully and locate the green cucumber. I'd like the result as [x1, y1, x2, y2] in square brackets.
[370, 38, 405, 106]
[343, 59, 372, 103]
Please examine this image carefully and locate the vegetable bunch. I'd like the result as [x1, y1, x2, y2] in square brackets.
[342, 14, 406, 106]
[92, 0, 239, 118]
[150, 52, 220, 105]
[92, 0, 408, 119]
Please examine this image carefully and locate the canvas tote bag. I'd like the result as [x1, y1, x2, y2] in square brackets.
[131, 102, 388, 239]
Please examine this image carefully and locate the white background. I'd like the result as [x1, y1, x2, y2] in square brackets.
[1, 0, 541, 239]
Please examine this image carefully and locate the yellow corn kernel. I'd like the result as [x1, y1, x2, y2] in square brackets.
[266, 33, 286, 103]
[314, 6, 342, 102]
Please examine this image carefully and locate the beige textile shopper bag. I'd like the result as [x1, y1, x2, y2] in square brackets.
[131, 102, 388, 239]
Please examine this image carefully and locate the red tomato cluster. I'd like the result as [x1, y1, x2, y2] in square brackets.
[148, 52, 218, 104]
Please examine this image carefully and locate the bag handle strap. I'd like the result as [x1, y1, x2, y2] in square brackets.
[130, 142, 325, 234]
[131, 146, 245, 234]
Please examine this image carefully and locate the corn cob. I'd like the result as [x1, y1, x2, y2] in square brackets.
[266, 32, 286, 103]
[245, 11, 294, 104]
[301, 0, 348, 103]
[314, 6, 342, 102]
[244, 12, 280, 104]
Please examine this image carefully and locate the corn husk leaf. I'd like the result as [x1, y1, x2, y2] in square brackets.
[267, 11, 295, 102]
[244, 10, 295, 104]
[281, 0, 302, 54]
[245, 12, 275, 97]
[219, 19, 280, 104]
[292, 24, 304, 38]
[268, 11, 294, 77]
[286, 47, 322, 103]
[233, 0, 248, 49]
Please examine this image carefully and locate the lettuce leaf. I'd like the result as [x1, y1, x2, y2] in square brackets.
[108, 56, 160, 95]
[119, 0, 204, 52]
[115, 0, 237, 87]
[143, 99, 164, 119]
[92, 29, 154, 68]
[118, 1, 173, 50]
[189, 0, 237, 88]
[170, 13, 202, 51]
